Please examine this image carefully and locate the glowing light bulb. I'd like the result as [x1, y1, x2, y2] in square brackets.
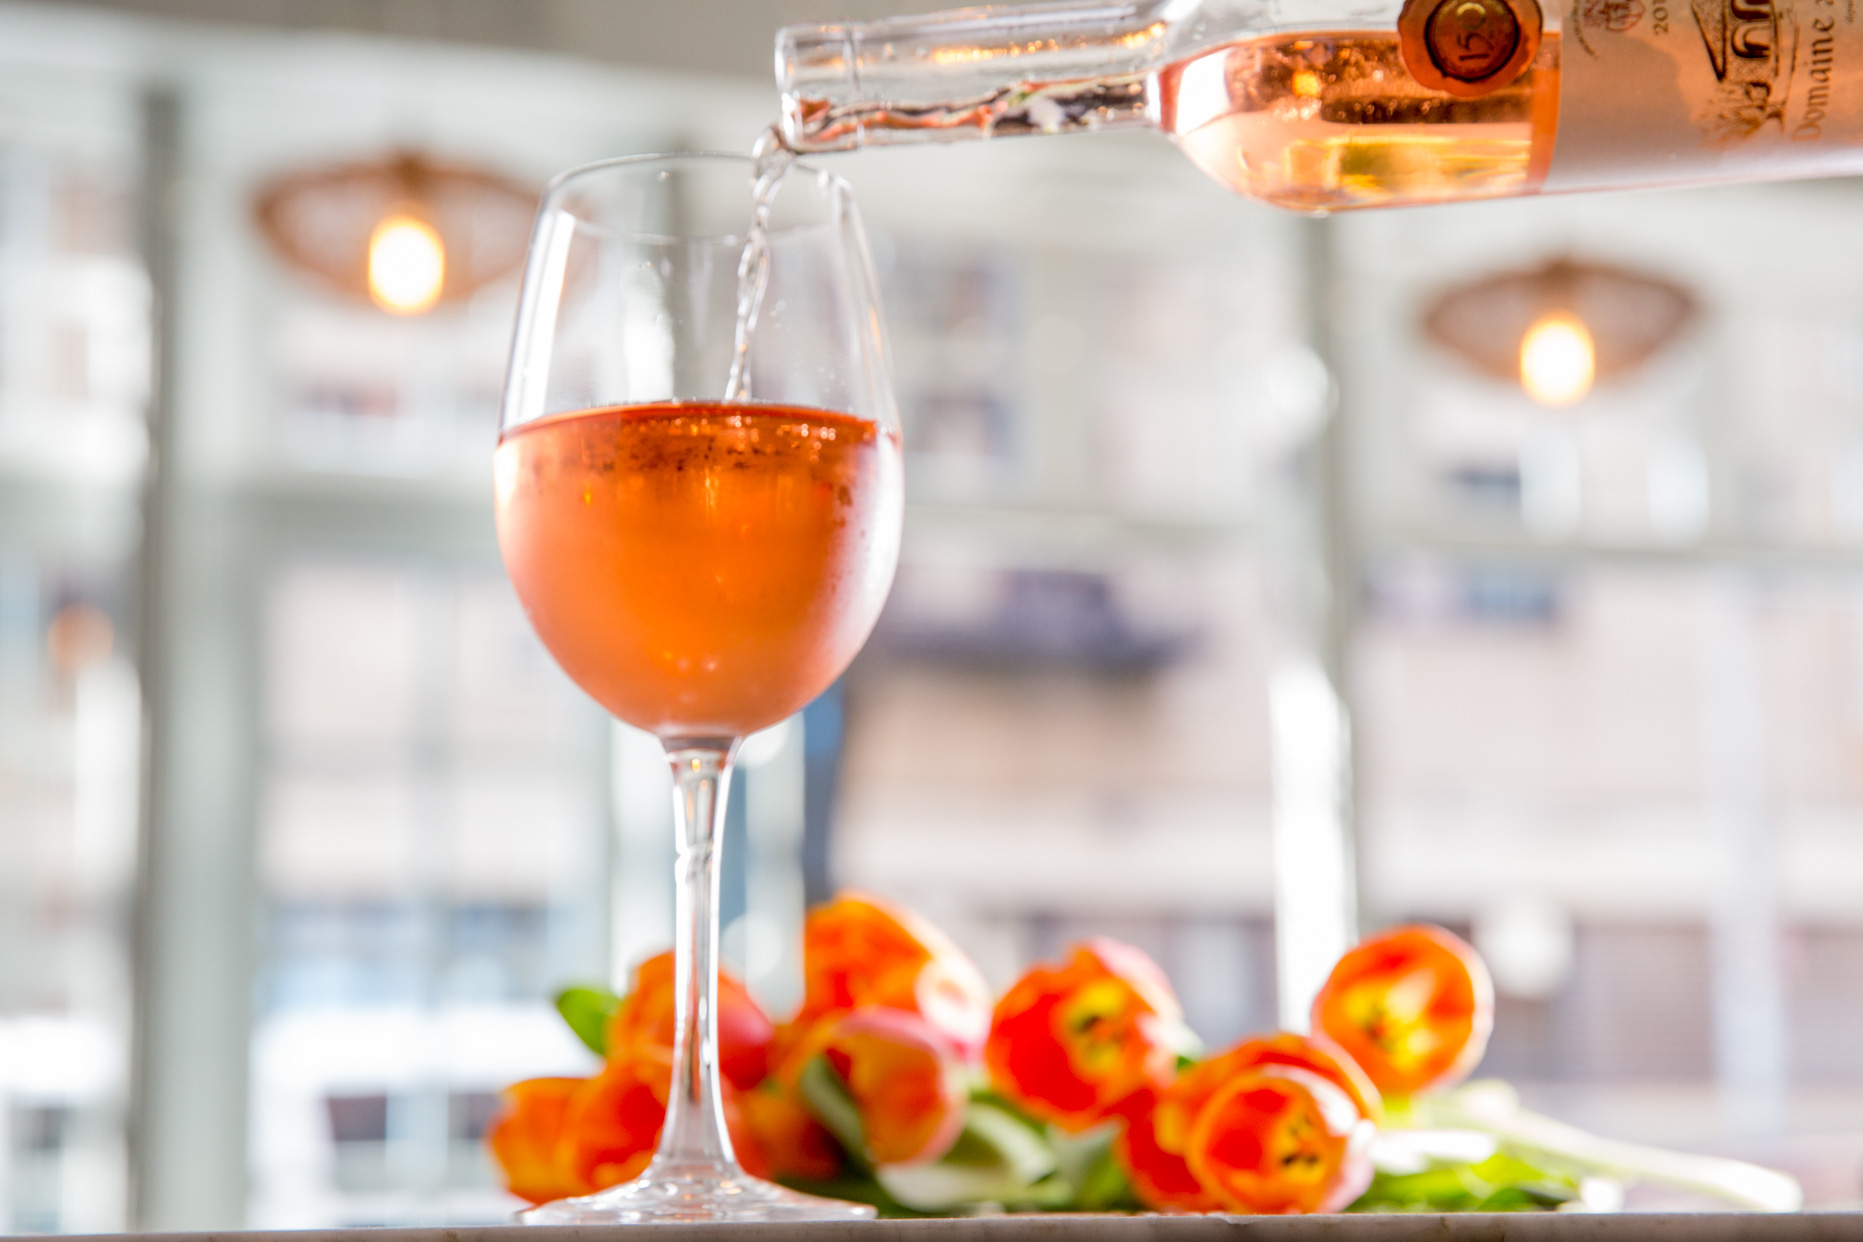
[368, 213, 445, 314]
[1518, 310, 1595, 407]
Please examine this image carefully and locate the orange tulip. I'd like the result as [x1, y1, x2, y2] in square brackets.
[559, 1049, 672, 1192]
[796, 892, 992, 1059]
[488, 1076, 590, 1206]
[1111, 1088, 1221, 1212]
[986, 938, 1190, 1133]
[1183, 1066, 1373, 1214]
[494, 1046, 768, 1206]
[1153, 1032, 1380, 1162]
[607, 950, 775, 1090]
[1117, 1034, 1376, 1212]
[821, 1007, 968, 1167]
[740, 1081, 844, 1181]
[1239, 1033, 1382, 1124]
[1310, 924, 1494, 1098]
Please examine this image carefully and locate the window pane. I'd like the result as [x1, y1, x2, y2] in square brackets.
[0, 59, 144, 1236]
[251, 562, 604, 1227]
[1360, 561, 1863, 1200]
[839, 236, 1291, 1045]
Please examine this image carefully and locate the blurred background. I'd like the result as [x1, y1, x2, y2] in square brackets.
[1, 0, 1862, 1230]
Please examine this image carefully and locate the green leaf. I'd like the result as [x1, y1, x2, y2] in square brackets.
[1048, 1120, 1118, 1193]
[799, 1055, 871, 1171]
[958, 1103, 1057, 1179]
[555, 985, 621, 1057]
[1476, 1183, 1579, 1211]
[1348, 1153, 1579, 1214]
[1074, 1140, 1142, 1212]
[1000, 1173, 1079, 1211]
[965, 1086, 1047, 1132]
[776, 1174, 936, 1218]
[876, 1101, 1059, 1213]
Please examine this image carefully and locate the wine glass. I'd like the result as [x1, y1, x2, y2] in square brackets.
[493, 152, 900, 1223]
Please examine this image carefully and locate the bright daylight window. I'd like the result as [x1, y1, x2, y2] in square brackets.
[0, 51, 146, 1236]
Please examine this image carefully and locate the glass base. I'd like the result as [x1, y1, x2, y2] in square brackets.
[519, 1159, 878, 1224]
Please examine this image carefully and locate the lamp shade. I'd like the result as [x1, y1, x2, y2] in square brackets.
[255, 151, 535, 312]
[1422, 257, 1696, 389]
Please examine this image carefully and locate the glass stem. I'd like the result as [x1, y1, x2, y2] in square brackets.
[652, 744, 739, 1173]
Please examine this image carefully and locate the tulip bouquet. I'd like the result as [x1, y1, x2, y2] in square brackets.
[490, 894, 1801, 1216]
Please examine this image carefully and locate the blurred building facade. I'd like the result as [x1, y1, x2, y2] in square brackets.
[0, 0, 1861, 1230]
[0, 43, 145, 1230]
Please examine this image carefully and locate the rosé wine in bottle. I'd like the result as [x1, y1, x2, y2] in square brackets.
[776, 0, 1863, 211]
[494, 401, 902, 740]
[1157, 31, 1557, 211]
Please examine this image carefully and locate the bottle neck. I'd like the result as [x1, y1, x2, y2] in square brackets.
[777, 2, 1175, 152]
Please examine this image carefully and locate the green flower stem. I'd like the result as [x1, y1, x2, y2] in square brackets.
[1413, 1081, 1802, 1213]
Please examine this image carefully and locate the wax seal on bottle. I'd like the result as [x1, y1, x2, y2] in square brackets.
[1399, 0, 1541, 97]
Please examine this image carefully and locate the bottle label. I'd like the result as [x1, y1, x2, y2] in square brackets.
[1544, 0, 1863, 188]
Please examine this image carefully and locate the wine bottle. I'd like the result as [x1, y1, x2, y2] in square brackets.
[776, 0, 1861, 211]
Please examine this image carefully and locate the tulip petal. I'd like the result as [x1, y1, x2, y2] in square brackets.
[1184, 1065, 1374, 1215]
[986, 939, 1185, 1132]
[798, 893, 992, 1059]
[487, 1076, 590, 1206]
[1113, 1088, 1221, 1212]
[741, 1082, 845, 1181]
[817, 1008, 968, 1168]
[1311, 925, 1495, 1099]
[606, 950, 775, 1091]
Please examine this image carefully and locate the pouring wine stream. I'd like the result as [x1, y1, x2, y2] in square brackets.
[724, 127, 797, 403]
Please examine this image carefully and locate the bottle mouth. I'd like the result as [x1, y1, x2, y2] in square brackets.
[776, 23, 865, 152]
[775, 22, 857, 97]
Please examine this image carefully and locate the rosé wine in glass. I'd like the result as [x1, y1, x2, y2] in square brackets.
[494, 400, 902, 738]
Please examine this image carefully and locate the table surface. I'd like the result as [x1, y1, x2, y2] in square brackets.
[37, 1215, 1863, 1242]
